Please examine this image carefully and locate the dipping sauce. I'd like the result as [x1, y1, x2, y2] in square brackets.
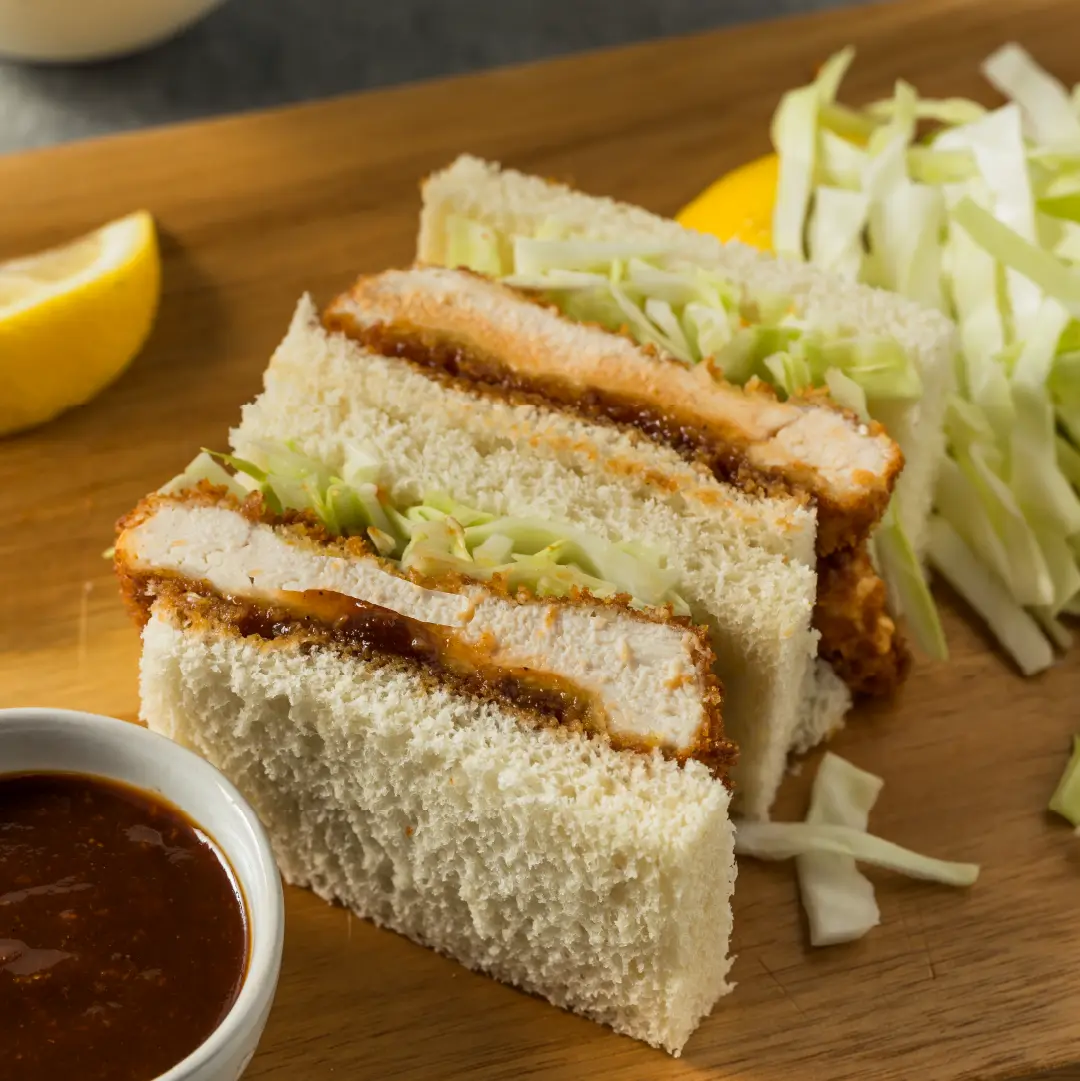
[0, 772, 248, 1081]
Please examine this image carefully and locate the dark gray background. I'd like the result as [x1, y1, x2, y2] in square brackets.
[0, 0, 864, 155]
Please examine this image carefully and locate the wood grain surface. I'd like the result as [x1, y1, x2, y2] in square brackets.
[2, 1, 1079, 1078]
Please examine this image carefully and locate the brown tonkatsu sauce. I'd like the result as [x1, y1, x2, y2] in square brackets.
[0, 773, 248, 1081]
[227, 584, 605, 735]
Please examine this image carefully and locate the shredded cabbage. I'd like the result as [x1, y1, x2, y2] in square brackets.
[505, 240, 924, 405]
[819, 101, 879, 145]
[159, 451, 249, 500]
[949, 438, 1052, 607]
[771, 84, 819, 260]
[1033, 605, 1073, 650]
[928, 516, 1054, 675]
[1011, 382, 1080, 541]
[906, 145, 978, 185]
[445, 216, 505, 277]
[982, 43, 1080, 149]
[867, 96, 986, 126]
[934, 454, 1014, 591]
[796, 753, 882, 947]
[1011, 297, 1069, 386]
[875, 500, 948, 661]
[770, 48, 855, 258]
[1048, 217, 1080, 263]
[869, 80, 918, 157]
[1056, 432, 1080, 487]
[190, 444, 689, 614]
[939, 107, 1042, 337]
[874, 181, 947, 311]
[952, 196, 1080, 317]
[774, 43, 1080, 675]
[947, 187, 1008, 392]
[808, 187, 869, 280]
[1049, 734, 1080, 827]
[824, 367, 870, 421]
[818, 130, 867, 191]
[737, 817, 979, 887]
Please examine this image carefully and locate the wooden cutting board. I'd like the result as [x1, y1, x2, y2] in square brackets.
[2, 1, 1079, 1078]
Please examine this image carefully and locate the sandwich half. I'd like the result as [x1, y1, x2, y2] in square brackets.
[118, 473, 737, 1055]
[410, 155, 957, 687]
[224, 296, 822, 818]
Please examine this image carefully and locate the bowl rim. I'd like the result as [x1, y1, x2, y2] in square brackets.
[0, 706, 284, 1081]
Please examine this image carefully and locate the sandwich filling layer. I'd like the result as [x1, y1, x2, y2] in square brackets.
[416, 154, 953, 565]
[328, 267, 904, 558]
[137, 600, 737, 1056]
[116, 489, 731, 770]
[325, 271, 908, 697]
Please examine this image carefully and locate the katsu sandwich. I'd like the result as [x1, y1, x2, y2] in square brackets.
[115, 158, 956, 1056]
[115, 300, 742, 1056]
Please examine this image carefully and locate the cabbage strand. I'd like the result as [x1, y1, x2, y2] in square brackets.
[186, 445, 688, 615]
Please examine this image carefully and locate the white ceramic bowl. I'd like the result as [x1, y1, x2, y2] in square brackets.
[0, 0, 228, 63]
[0, 707, 284, 1081]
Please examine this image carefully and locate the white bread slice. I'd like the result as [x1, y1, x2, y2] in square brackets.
[792, 659, 853, 756]
[231, 297, 821, 818]
[328, 265, 903, 558]
[417, 154, 957, 557]
[139, 603, 737, 1056]
[118, 494, 724, 759]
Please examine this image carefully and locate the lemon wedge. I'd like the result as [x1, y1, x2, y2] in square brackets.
[676, 154, 779, 251]
[0, 211, 161, 436]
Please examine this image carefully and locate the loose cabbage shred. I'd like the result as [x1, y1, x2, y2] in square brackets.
[1049, 734, 1080, 828]
[737, 753, 977, 949]
[796, 753, 883, 947]
[736, 821, 979, 886]
[736, 752, 980, 939]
